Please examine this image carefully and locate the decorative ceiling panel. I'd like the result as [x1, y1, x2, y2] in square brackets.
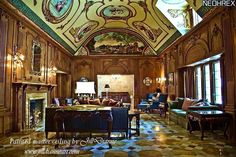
[156, 0, 190, 35]
[8, 0, 210, 56]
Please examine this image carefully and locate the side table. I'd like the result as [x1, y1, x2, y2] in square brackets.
[187, 110, 230, 140]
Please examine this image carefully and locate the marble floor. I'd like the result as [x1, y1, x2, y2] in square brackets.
[0, 113, 236, 157]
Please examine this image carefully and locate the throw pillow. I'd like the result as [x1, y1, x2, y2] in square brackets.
[191, 100, 199, 106]
[89, 98, 101, 105]
[89, 99, 95, 105]
[182, 98, 194, 111]
[102, 98, 110, 106]
[108, 99, 118, 106]
[59, 99, 66, 106]
[73, 99, 80, 105]
[78, 98, 88, 104]
[193, 102, 205, 106]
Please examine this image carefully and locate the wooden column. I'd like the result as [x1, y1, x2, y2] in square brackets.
[222, 8, 236, 145]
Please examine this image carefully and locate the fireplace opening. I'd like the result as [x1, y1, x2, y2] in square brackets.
[25, 92, 47, 131]
[29, 99, 44, 130]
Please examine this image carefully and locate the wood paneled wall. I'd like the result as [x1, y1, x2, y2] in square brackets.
[161, 8, 225, 97]
[72, 56, 164, 107]
[161, 7, 236, 144]
[0, 4, 72, 134]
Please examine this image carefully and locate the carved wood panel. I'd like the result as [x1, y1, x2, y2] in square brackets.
[72, 57, 163, 103]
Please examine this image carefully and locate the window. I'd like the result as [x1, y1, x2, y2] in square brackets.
[204, 65, 211, 102]
[213, 62, 222, 104]
[194, 60, 223, 105]
[195, 66, 202, 99]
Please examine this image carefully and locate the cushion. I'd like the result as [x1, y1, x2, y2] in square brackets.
[171, 109, 187, 117]
[191, 99, 199, 106]
[170, 101, 178, 109]
[177, 98, 184, 109]
[78, 98, 89, 104]
[101, 98, 110, 106]
[73, 99, 80, 105]
[182, 98, 194, 111]
[53, 98, 60, 106]
[59, 99, 66, 106]
[116, 101, 122, 107]
[108, 99, 118, 106]
[192, 102, 205, 106]
[89, 98, 101, 105]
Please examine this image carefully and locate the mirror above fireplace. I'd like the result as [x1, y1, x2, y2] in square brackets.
[31, 39, 42, 75]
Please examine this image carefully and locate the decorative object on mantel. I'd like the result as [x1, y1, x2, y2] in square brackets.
[143, 77, 152, 86]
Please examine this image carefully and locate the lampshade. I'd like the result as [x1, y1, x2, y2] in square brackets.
[104, 84, 110, 88]
[75, 82, 95, 94]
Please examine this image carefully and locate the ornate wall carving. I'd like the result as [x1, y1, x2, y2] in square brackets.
[72, 57, 163, 107]
[0, 7, 72, 134]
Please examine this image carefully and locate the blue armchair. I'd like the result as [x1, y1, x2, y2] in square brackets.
[149, 94, 168, 112]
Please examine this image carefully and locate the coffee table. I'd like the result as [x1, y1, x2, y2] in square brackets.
[187, 110, 230, 140]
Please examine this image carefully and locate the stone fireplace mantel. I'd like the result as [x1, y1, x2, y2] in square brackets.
[12, 82, 56, 131]
[12, 82, 57, 91]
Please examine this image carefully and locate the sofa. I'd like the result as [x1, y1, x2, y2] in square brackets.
[52, 97, 122, 107]
[45, 106, 129, 138]
[169, 98, 219, 129]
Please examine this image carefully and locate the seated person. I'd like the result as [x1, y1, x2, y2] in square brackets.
[152, 93, 159, 102]
[152, 88, 162, 102]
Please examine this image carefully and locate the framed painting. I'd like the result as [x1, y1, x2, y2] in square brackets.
[168, 72, 174, 85]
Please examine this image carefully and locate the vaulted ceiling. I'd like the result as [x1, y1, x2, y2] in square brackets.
[8, 0, 210, 56]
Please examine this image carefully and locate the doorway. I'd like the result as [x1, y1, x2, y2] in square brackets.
[97, 74, 134, 109]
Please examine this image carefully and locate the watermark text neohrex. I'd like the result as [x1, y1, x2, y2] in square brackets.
[203, 0, 235, 6]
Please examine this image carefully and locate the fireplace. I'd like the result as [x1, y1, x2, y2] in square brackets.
[25, 93, 47, 131]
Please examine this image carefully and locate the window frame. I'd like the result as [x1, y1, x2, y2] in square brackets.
[194, 59, 223, 105]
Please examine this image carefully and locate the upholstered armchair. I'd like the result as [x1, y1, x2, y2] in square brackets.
[149, 94, 168, 112]
[111, 107, 129, 138]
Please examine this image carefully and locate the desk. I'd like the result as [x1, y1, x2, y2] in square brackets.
[187, 110, 230, 140]
[128, 111, 140, 138]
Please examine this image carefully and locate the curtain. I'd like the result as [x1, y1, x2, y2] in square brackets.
[184, 67, 194, 98]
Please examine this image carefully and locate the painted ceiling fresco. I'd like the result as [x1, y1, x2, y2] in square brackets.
[9, 0, 211, 56]
[87, 31, 147, 55]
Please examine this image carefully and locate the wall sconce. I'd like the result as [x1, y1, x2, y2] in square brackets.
[48, 66, 57, 76]
[13, 45, 24, 76]
[13, 45, 24, 67]
[156, 77, 166, 84]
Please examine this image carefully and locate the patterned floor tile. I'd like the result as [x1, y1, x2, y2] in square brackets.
[0, 113, 236, 157]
